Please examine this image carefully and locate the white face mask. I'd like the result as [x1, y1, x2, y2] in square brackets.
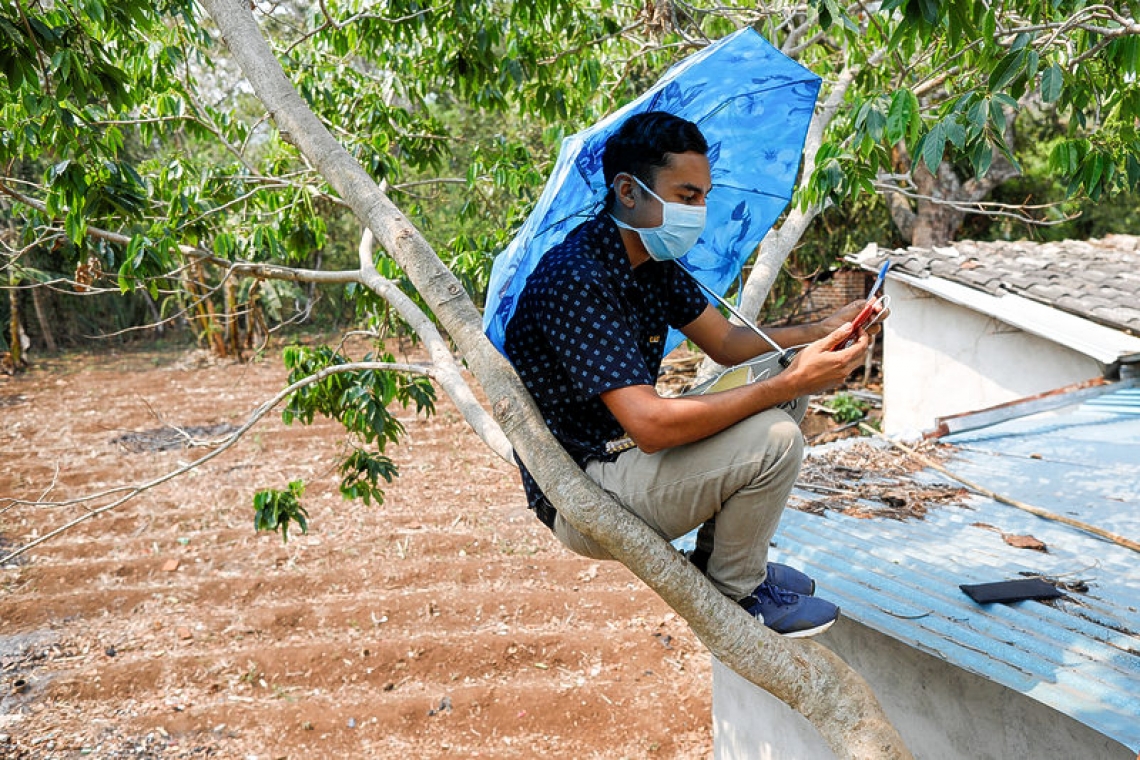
[611, 175, 706, 262]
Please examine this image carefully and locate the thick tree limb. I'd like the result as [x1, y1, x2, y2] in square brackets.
[199, 1, 912, 755]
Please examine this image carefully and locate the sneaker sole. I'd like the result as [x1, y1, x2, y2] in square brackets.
[778, 612, 839, 639]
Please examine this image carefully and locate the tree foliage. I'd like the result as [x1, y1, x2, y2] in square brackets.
[4, 1, 1138, 348]
[253, 478, 308, 540]
[3, 0, 1138, 537]
[800, 0, 1140, 203]
[281, 342, 435, 521]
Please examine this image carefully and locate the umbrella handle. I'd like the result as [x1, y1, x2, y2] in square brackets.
[675, 261, 790, 361]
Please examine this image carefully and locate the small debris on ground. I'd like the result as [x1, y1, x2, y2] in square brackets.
[427, 695, 452, 716]
[793, 439, 963, 520]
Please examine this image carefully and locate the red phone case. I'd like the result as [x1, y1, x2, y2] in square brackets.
[849, 297, 880, 333]
[834, 296, 880, 350]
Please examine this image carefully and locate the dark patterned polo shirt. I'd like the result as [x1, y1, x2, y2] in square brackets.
[503, 213, 708, 527]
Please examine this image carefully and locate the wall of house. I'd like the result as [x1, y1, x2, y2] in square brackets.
[879, 280, 1103, 435]
[800, 269, 868, 322]
[712, 617, 1133, 760]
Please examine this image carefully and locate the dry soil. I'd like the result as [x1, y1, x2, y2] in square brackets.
[0, 342, 712, 759]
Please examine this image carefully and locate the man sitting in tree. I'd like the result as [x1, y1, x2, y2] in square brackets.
[504, 111, 881, 637]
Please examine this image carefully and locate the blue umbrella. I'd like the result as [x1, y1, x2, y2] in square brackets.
[483, 27, 822, 354]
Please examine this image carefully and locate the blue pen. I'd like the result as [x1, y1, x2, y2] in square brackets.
[869, 260, 890, 299]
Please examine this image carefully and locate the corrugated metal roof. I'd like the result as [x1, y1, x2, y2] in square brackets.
[772, 384, 1140, 752]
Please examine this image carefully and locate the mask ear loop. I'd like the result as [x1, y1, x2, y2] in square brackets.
[613, 173, 645, 207]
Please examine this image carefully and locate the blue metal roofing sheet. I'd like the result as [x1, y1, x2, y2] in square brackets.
[771, 384, 1140, 752]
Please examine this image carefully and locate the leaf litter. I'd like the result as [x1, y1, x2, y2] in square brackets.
[792, 438, 966, 520]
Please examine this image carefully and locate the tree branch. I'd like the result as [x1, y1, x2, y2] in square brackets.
[873, 180, 1076, 225]
[357, 228, 513, 462]
[0, 360, 433, 566]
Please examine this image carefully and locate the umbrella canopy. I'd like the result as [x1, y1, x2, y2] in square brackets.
[483, 27, 822, 354]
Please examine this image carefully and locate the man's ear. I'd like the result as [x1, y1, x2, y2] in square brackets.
[613, 173, 638, 209]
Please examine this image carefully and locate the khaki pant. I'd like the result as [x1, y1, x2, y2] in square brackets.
[552, 408, 804, 600]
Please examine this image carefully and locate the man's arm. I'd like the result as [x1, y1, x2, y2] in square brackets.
[681, 301, 882, 367]
[600, 322, 870, 454]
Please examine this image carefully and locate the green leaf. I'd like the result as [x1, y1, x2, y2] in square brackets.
[886, 89, 918, 145]
[988, 49, 1026, 93]
[1122, 154, 1140, 191]
[989, 98, 1007, 134]
[970, 140, 993, 178]
[49, 159, 72, 182]
[1084, 154, 1105, 199]
[921, 121, 946, 174]
[865, 106, 887, 142]
[993, 93, 1019, 111]
[982, 8, 996, 41]
[1040, 63, 1063, 104]
[1048, 141, 1075, 176]
[944, 120, 967, 149]
[253, 480, 308, 542]
[817, 0, 841, 30]
[64, 210, 86, 246]
[967, 98, 989, 138]
[918, 0, 941, 24]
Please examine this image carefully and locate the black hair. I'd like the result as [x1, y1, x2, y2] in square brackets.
[602, 111, 708, 210]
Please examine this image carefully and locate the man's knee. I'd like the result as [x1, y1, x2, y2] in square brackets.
[739, 408, 804, 461]
[773, 410, 805, 457]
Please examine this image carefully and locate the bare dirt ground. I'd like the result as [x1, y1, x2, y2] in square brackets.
[0, 341, 712, 759]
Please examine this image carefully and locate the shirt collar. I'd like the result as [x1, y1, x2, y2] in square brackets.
[587, 212, 642, 292]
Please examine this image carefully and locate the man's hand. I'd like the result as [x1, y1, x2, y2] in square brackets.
[781, 321, 871, 397]
[819, 299, 889, 342]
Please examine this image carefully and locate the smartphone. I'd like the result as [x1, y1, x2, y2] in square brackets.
[846, 296, 882, 336]
[835, 261, 890, 350]
[960, 578, 1063, 604]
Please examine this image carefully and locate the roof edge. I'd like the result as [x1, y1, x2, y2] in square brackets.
[888, 271, 1140, 365]
[925, 377, 1140, 438]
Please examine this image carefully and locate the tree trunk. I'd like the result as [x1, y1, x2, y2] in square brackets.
[908, 162, 968, 247]
[30, 284, 57, 353]
[224, 275, 242, 361]
[201, 2, 912, 756]
[8, 270, 23, 370]
[244, 280, 262, 350]
[187, 260, 226, 357]
[885, 145, 1021, 247]
[142, 291, 165, 336]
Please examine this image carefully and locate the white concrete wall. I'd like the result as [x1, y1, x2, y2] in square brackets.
[712, 617, 1133, 760]
[880, 280, 1103, 436]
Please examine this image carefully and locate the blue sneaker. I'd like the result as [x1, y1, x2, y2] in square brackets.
[685, 551, 817, 597]
[740, 581, 839, 638]
[765, 562, 816, 596]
